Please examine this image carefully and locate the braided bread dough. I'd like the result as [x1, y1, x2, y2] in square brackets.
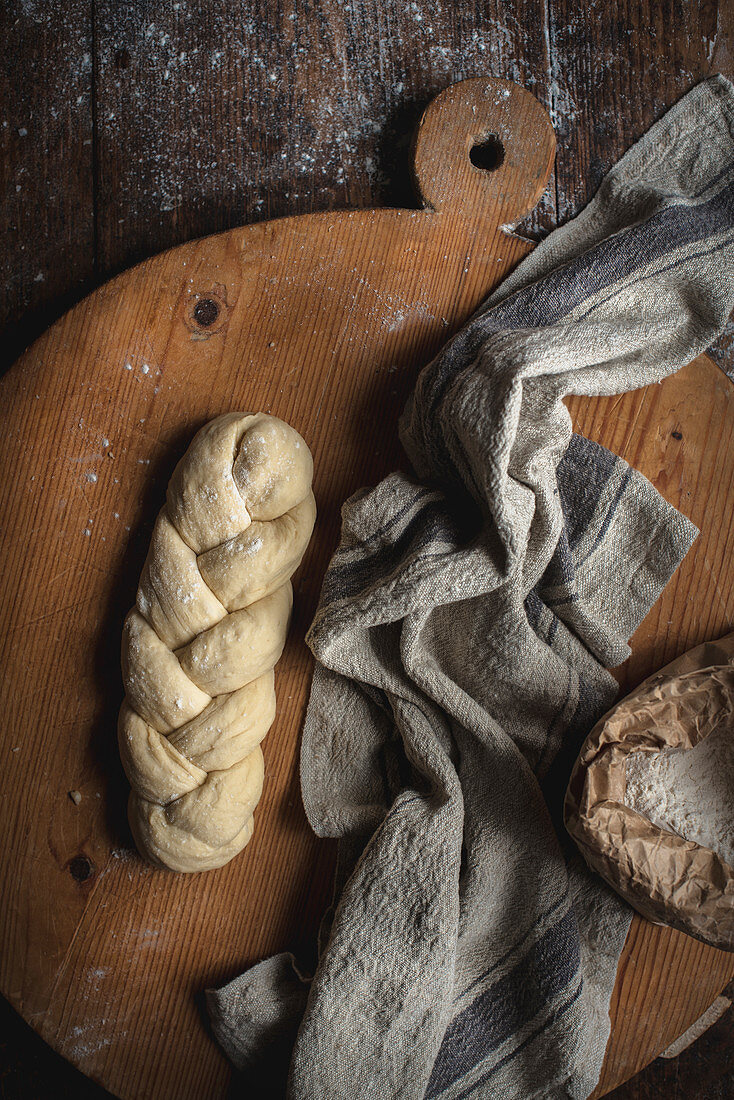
[118, 413, 316, 872]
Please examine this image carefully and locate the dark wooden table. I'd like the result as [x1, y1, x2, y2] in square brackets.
[2, 2, 733, 1097]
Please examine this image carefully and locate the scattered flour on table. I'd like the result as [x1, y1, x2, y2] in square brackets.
[624, 721, 734, 867]
[67, 1028, 113, 1060]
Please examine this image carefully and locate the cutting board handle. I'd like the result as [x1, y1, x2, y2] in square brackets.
[412, 77, 556, 225]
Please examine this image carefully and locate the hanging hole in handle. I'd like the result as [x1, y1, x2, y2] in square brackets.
[469, 135, 505, 173]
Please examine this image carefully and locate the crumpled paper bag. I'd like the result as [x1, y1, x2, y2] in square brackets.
[565, 634, 734, 951]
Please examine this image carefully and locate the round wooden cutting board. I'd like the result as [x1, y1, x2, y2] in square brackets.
[1, 77, 732, 1099]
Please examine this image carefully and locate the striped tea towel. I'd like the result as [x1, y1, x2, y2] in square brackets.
[208, 75, 734, 1099]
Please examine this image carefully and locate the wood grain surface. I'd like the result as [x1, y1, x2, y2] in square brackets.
[2, 3, 734, 1098]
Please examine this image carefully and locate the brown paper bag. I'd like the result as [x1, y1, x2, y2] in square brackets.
[564, 634, 734, 951]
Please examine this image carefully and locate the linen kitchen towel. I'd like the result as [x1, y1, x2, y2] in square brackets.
[209, 75, 734, 1099]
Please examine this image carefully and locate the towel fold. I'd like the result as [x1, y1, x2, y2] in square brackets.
[208, 75, 734, 1099]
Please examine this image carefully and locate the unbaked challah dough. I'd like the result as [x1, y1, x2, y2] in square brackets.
[118, 412, 316, 872]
